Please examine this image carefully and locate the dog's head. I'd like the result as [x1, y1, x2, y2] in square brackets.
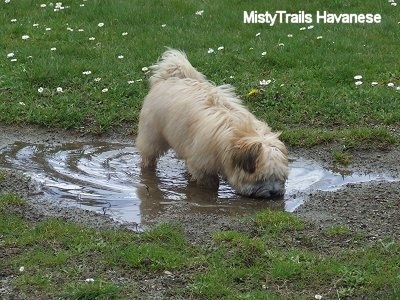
[227, 132, 289, 198]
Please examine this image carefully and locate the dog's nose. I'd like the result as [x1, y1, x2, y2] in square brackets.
[249, 188, 282, 198]
[269, 189, 285, 198]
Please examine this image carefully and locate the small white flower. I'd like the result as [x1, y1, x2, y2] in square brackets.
[11, 19, 17, 22]
[354, 75, 363, 80]
[371, 81, 379, 86]
[80, 4, 84, 7]
[78, 29, 84, 32]
[101, 88, 108, 93]
[260, 79, 272, 86]
[387, 82, 395, 87]
[255, 32, 261, 37]
[50, 47, 56, 51]
[40, 3, 46, 7]
[396, 86, 400, 91]
[82, 70, 92, 75]
[122, 32, 128, 36]
[5, 0, 11, 3]
[195, 10, 204, 16]
[89, 37, 95, 41]
[7, 52, 15, 58]
[33, 23, 39, 27]
[300, 27, 306, 31]
[94, 77, 101, 82]
[10, 58, 17, 62]
[316, 36, 323, 39]
[22, 35, 30, 40]
[229, 75, 234, 79]
[38, 87, 44, 93]
[308, 25, 314, 29]
[128, 80, 135, 84]
[56, 87, 63, 93]
[278, 43, 284, 46]
[287, 34, 293, 38]
[314, 295, 322, 300]
[85, 278, 95, 282]
[45, 27, 51, 31]
[98, 22, 104, 27]
[391, 2, 397, 6]
[19, 102, 26, 106]
[161, 24, 167, 27]
[217, 46, 224, 51]
[261, 51, 267, 56]
[141, 67, 149, 72]
[355, 81, 363, 86]
[117, 55, 124, 59]
[67, 27, 74, 32]
[207, 48, 214, 54]
[19, 266, 25, 272]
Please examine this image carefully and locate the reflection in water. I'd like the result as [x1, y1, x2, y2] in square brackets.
[0, 141, 397, 224]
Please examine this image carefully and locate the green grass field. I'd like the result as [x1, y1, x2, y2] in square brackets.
[2, 194, 400, 299]
[1, 0, 399, 144]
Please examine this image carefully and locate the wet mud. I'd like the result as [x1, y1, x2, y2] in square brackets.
[0, 124, 399, 239]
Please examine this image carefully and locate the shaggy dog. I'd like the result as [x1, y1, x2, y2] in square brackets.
[136, 49, 289, 198]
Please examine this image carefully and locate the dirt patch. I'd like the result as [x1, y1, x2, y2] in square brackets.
[0, 123, 399, 240]
[291, 144, 400, 239]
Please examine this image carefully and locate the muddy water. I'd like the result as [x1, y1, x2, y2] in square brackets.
[0, 141, 397, 224]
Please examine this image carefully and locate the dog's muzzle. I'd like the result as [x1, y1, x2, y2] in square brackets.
[240, 178, 286, 198]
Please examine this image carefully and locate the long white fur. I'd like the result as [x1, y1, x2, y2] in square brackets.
[136, 49, 289, 197]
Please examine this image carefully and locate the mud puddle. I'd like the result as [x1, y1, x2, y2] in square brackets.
[0, 141, 397, 224]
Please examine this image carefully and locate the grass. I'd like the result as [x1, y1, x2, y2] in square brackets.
[1, 193, 400, 299]
[0, 0, 399, 144]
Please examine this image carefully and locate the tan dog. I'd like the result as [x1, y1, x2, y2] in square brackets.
[136, 49, 289, 198]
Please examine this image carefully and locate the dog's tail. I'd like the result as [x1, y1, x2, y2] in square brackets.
[149, 49, 207, 86]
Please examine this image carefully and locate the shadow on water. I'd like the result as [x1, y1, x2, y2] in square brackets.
[0, 141, 397, 224]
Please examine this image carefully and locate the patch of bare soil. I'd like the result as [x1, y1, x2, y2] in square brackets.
[1, 124, 399, 240]
[291, 144, 400, 240]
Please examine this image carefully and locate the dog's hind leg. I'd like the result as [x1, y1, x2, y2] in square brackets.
[136, 131, 169, 168]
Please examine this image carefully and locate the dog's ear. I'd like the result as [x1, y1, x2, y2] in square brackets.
[233, 142, 262, 174]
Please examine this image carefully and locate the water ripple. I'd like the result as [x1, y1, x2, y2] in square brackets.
[0, 141, 397, 223]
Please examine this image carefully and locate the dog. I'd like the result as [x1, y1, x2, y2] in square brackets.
[136, 49, 289, 198]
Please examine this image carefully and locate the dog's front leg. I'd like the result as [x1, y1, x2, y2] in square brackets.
[196, 174, 219, 190]
[186, 161, 219, 190]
